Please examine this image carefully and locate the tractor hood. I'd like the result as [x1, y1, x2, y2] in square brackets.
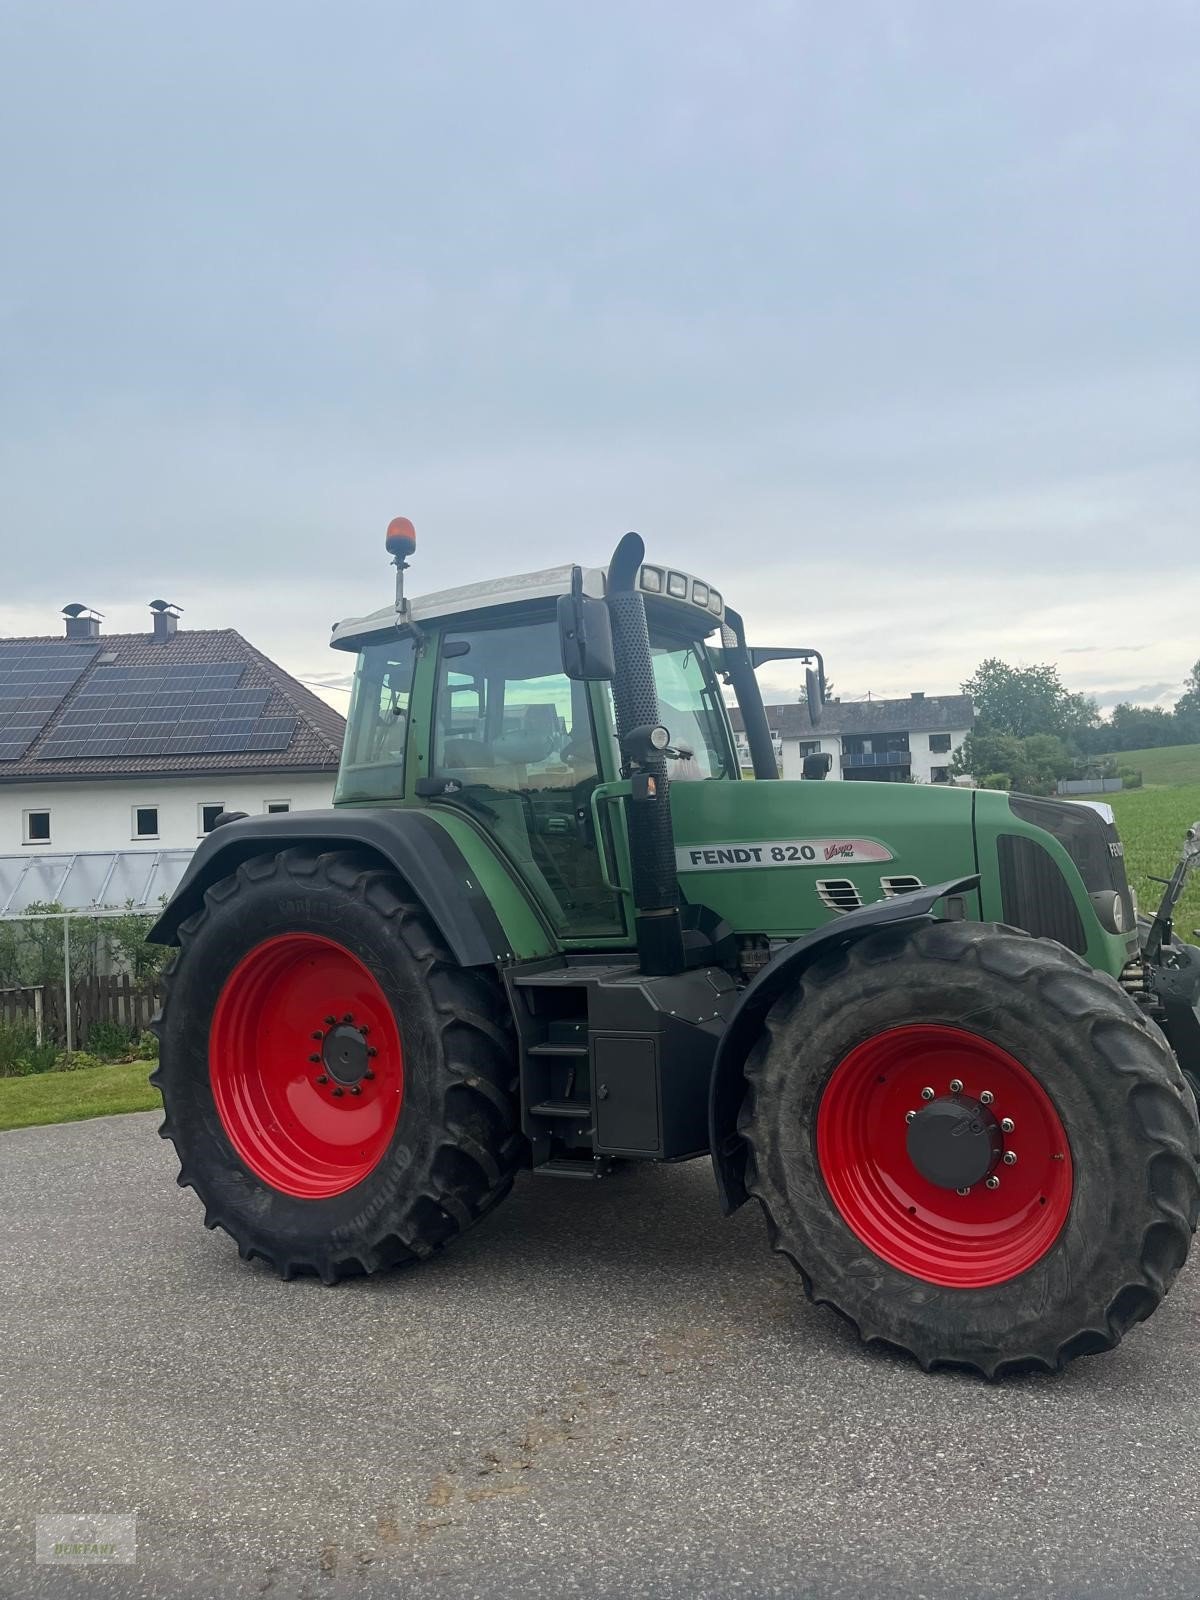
[668, 778, 979, 939]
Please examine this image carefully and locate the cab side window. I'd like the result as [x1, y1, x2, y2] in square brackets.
[335, 638, 416, 803]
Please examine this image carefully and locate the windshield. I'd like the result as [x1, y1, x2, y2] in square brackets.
[646, 632, 734, 780]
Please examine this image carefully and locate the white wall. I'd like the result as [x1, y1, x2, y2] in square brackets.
[777, 735, 841, 780]
[776, 728, 970, 782]
[1, 774, 336, 854]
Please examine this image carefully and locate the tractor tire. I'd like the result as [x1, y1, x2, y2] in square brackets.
[740, 919, 1200, 1377]
[150, 848, 522, 1281]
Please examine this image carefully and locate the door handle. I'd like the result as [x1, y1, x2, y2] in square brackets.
[589, 782, 630, 895]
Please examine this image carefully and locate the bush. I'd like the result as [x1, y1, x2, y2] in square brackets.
[53, 1051, 107, 1073]
[85, 1020, 138, 1061]
[133, 1033, 159, 1060]
[0, 1022, 40, 1077]
[19, 1040, 59, 1075]
[1119, 767, 1144, 790]
[980, 771, 1013, 791]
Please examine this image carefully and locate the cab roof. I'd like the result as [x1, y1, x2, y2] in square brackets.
[330, 562, 726, 651]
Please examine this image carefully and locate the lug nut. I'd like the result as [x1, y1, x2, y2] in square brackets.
[1003, 1150, 1017, 1166]
[324, 1015, 336, 1025]
[363, 1069, 375, 1081]
[949, 1078, 963, 1094]
[956, 1186, 970, 1196]
[980, 1090, 994, 1105]
[350, 1085, 362, 1096]
[367, 1046, 378, 1059]
[905, 1109, 916, 1123]
[315, 1074, 327, 1085]
[921, 1086, 935, 1101]
[986, 1174, 1000, 1189]
[332, 1087, 344, 1098]
[308, 1054, 321, 1063]
[359, 1024, 370, 1036]
[311, 1031, 323, 1041]
[1001, 1117, 1015, 1133]
[343, 1013, 353, 1024]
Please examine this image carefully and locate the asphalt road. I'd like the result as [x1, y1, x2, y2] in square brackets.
[2, 1113, 1199, 1600]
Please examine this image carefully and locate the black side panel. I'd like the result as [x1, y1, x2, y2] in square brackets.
[594, 1036, 661, 1152]
[997, 833, 1087, 955]
[147, 808, 511, 967]
[708, 875, 981, 1213]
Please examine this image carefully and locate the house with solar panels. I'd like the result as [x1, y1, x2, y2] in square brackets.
[0, 603, 345, 911]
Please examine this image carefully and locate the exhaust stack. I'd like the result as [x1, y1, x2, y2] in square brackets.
[605, 532, 686, 977]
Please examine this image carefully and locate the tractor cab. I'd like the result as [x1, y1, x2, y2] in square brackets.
[330, 554, 748, 948]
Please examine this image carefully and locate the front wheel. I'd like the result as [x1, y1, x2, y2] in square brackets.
[741, 920, 1200, 1376]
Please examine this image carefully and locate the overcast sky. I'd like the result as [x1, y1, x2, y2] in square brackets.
[1, 0, 1196, 712]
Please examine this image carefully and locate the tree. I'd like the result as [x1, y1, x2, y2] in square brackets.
[1175, 661, 1200, 742]
[962, 658, 1098, 741]
[952, 730, 1075, 796]
[1102, 702, 1179, 752]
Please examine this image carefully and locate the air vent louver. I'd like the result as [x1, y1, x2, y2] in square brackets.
[817, 879, 862, 913]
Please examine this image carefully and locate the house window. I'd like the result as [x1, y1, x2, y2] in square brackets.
[199, 803, 226, 835]
[797, 740, 821, 757]
[931, 766, 951, 784]
[265, 800, 291, 814]
[929, 733, 952, 753]
[133, 806, 159, 839]
[23, 809, 51, 844]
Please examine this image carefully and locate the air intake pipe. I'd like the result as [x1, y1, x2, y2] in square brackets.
[606, 532, 686, 976]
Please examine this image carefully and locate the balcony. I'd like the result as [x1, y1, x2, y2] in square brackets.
[842, 750, 912, 769]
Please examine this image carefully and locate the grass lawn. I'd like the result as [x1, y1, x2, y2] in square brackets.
[1102, 743, 1200, 787]
[0, 1061, 161, 1133]
[1108, 783, 1200, 936]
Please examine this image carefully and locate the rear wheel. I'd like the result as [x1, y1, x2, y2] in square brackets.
[741, 920, 1200, 1375]
[151, 848, 521, 1281]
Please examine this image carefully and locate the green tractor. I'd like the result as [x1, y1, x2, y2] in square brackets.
[149, 522, 1200, 1376]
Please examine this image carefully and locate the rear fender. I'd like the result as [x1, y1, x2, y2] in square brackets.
[709, 875, 981, 1212]
[147, 808, 516, 968]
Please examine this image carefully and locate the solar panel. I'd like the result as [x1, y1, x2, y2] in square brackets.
[36, 660, 298, 760]
[0, 641, 99, 761]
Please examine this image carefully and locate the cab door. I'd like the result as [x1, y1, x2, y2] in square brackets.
[430, 612, 629, 941]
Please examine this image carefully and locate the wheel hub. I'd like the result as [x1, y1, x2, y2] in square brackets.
[905, 1094, 1002, 1190]
[321, 1021, 370, 1086]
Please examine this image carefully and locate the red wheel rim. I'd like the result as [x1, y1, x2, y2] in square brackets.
[816, 1024, 1073, 1288]
[209, 934, 404, 1199]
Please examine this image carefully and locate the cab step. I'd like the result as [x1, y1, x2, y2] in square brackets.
[533, 1157, 616, 1180]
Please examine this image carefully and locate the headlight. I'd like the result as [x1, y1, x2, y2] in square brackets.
[1090, 890, 1126, 934]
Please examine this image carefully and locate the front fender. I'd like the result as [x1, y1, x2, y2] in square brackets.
[708, 875, 981, 1212]
[147, 808, 515, 968]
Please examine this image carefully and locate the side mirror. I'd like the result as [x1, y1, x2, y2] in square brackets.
[558, 566, 615, 681]
[748, 645, 827, 724]
[806, 665, 824, 727]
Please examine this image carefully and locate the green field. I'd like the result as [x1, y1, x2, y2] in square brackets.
[1103, 743, 1200, 787]
[0, 1061, 161, 1133]
[1107, 784, 1200, 937]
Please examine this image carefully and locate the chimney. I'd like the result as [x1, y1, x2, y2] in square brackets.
[149, 599, 182, 642]
[910, 690, 925, 701]
[62, 603, 102, 640]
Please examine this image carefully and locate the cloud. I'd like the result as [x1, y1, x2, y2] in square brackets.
[1, 0, 1198, 711]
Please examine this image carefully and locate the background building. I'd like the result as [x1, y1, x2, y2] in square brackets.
[0, 603, 345, 868]
[733, 693, 973, 783]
